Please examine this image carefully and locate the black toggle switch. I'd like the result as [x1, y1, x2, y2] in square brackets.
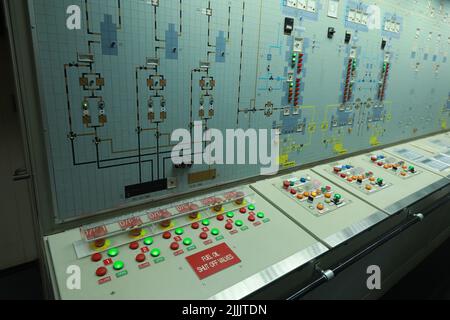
[345, 31, 351, 44]
[284, 17, 294, 35]
[381, 39, 387, 50]
[328, 27, 336, 39]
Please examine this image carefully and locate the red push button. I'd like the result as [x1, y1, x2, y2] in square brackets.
[283, 180, 290, 189]
[96, 267, 107, 277]
[191, 222, 200, 229]
[129, 242, 139, 250]
[290, 189, 297, 195]
[135, 253, 146, 263]
[239, 208, 247, 214]
[91, 253, 102, 262]
[200, 232, 208, 240]
[163, 232, 171, 239]
[248, 215, 256, 222]
[225, 223, 233, 230]
[217, 215, 224, 221]
[170, 242, 180, 251]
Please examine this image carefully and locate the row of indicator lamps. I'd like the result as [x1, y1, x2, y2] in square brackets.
[90, 192, 248, 249]
[378, 62, 390, 101]
[343, 58, 356, 103]
[370, 155, 415, 173]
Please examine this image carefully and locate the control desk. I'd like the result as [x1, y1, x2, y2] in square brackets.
[251, 170, 387, 247]
[313, 153, 448, 215]
[385, 139, 450, 180]
[45, 187, 327, 300]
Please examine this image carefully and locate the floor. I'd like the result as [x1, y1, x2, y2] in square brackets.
[0, 237, 449, 300]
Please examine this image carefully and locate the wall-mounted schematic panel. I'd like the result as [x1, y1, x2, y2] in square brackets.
[27, 0, 450, 221]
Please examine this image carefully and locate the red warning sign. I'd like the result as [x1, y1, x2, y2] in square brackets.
[186, 243, 241, 280]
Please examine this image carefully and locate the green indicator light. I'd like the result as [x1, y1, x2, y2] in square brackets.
[143, 237, 154, 246]
[183, 238, 193, 246]
[293, 53, 297, 57]
[150, 248, 161, 257]
[257, 212, 265, 219]
[248, 204, 255, 211]
[377, 178, 383, 184]
[334, 194, 342, 200]
[235, 220, 244, 227]
[113, 261, 124, 271]
[202, 219, 210, 226]
[211, 228, 220, 236]
[226, 212, 234, 218]
[175, 228, 184, 235]
[290, 83, 294, 87]
[108, 248, 119, 257]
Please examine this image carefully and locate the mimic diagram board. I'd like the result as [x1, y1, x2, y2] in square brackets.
[251, 169, 387, 247]
[313, 152, 447, 214]
[45, 189, 327, 299]
[28, 0, 450, 221]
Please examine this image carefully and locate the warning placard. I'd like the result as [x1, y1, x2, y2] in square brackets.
[185, 243, 241, 280]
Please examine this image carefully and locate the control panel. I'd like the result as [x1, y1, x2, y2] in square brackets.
[45, 186, 327, 299]
[251, 170, 387, 247]
[385, 142, 450, 179]
[313, 153, 447, 215]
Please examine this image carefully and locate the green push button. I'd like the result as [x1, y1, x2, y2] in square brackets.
[113, 261, 124, 271]
[334, 194, 342, 200]
[256, 212, 265, 219]
[235, 220, 244, 227]
[248, 204, 255, 211]
[175, 228, 184, 235]
[226, 212, 234, 218]
[108, 248, 119, 257]
[211, 228, 220, 236]
[183, 238, 193, 246]
[202, 219, 210, 226]
[143, 237, 154, 246]
[150, 248, 161, 258]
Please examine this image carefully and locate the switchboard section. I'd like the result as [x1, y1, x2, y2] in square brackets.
[45, 186, 327, 299]
[251, 169, 387, 247]
[313, 152, 448, 214]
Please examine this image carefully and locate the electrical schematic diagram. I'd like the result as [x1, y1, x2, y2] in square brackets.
[28, 0, 450, 221]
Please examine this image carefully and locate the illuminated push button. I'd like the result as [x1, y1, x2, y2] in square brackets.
[96, 267, 107, 277]
[235, 220, 244, 227]
[130, 228, 142, 237]
[239, 207, 247, 214]
[189, 212, 199, 219]
[216, 215, 224, 221]
[248, 204, 255, 211]
[129, 242, 139, 250]
[234, 192, 245, 205]
[317, 203, 325, 211]
[163, 232, 171, 240]
[211, 228, 220, 236]
[200, 232, 208, 240]
[108, 248, 119, 257]
[340, 173, 347, 178]
[257, 212, 265, 219]
[170, 242, 179, 251]
[371, 155, 378, 161]
[248, 215, 256, 222]
[113, 261, 124, 271]
[400, 172, 407, 176]
[300, 178, 307, 183]
[311, 192, 317, 197]
[136, 254, 146, 263]
[296, 194, 304, 200]
[91, 253, 102, 262]
[175, 228, 184, 236]
[150, 248, 161, 257]
[225, 223, 233, 230]
[303, 191, 310, 197]
[160, 220, 171, 228]
[202, 219, 210, 226]
[365, 184, 372, 191]
[191, 222, 200, 229]
[143, 237, 154, 246]
[226, 212, 234, 218]
[326, 186, 332, 192]
[324, 193, 332, 199]
[290, 189, 297, 195]
[283, 180, 290, 189]
[94, 239, 106, 248]
[183, 238, 193, 246]
[376, 178, 384, 186]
